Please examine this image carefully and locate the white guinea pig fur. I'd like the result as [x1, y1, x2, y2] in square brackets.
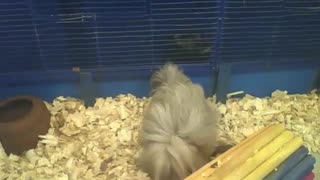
[137, 63, 220, 180]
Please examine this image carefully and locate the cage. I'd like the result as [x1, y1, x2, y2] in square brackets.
[0, 0, 319, 179]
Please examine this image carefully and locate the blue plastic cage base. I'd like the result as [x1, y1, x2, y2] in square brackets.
[0, 62, 318, 107]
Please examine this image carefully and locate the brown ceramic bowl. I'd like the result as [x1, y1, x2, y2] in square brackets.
[0, 96, 50, 155]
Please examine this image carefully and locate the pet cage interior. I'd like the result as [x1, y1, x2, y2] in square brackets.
[0, 0, 319, 179]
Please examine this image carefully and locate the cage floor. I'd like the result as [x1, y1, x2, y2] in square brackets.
[0, 90, 319, 179]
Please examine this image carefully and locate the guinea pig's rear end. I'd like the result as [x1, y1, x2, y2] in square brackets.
[137, 63, 219, 180]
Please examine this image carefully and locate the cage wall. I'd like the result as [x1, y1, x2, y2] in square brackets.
[0, 0, 319, 104]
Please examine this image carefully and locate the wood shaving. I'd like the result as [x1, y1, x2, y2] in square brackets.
[0, 94, 150, 180]
[0, 90, 319, 179]
[213, 89, 320, 153]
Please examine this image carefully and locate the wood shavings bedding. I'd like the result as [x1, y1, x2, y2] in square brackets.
[0, 90, 319, 179]
[214, 90, 320, 153]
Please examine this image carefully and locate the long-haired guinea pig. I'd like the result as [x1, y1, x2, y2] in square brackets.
[137, 63, 220, 180]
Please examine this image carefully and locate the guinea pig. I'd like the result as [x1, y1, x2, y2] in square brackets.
[137, 63, 220, 180]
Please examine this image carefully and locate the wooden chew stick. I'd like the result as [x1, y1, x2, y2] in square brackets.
[206, 124, 285, 180]
[184, 125, 273, 180]
[244, 136, 304, 180]
[282, 155, 316, 180]
[264, 146, 309, 180]
[223, 130, 295, 180]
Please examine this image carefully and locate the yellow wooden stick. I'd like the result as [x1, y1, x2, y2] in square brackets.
[244, 136, 304, 180]
[223, 130, 294, 180]
[206, 124, 285, 180]
[185, 125, 274, 180]
[185, 124, 284, 180]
